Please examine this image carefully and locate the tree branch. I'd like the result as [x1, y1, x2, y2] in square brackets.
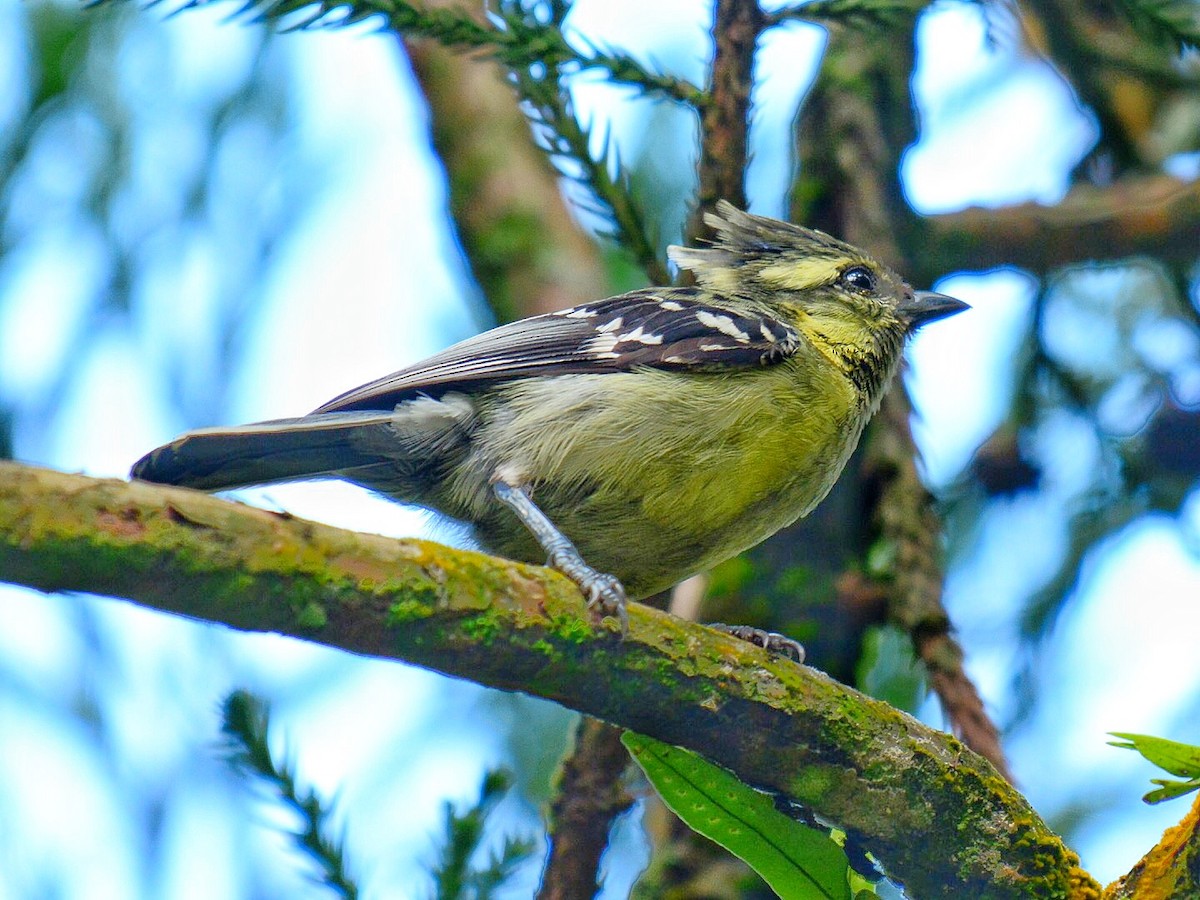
[536, 718, 632, 900]
[923, 175, 1200, 275]
[793, 26, 1012, 776]
[1106, 793, 1200, 898]
[870, 390, 1013, 781]
[0, 461, 1098, 898]
[403, 18, 610, 321]
[688, 0, 763, 238]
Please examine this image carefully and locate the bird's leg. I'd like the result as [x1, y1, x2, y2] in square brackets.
[707, 623, 805, 663]
[491, 478, 628, 632]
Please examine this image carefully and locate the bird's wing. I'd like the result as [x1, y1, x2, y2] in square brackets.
[314, 289, 802, 413]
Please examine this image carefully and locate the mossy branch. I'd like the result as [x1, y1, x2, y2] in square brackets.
[1105, 793, 1200, 898]
[0, 460, 1099, 898]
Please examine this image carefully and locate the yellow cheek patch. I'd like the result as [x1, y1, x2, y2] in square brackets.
[814, 314, 874, 348]
[758, 257, 847, 291]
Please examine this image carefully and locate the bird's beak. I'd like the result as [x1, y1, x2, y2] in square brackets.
[899, 290, 970, 329]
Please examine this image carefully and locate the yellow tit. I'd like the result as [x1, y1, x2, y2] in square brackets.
[132, 201, 966, 637]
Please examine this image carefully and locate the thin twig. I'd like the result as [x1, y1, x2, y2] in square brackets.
[764, 0, 928, 29]
[871, 391, 1014, 781]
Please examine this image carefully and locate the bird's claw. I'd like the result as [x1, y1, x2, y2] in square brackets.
[546, 546, 629, 634]
[582, 572, 629, 634]
[709, 623, 805, 663]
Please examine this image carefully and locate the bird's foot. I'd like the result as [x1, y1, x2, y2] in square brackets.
[490, 478, 629, 633]
[549, 550, 629, 634]
[708, 624, 805, 663]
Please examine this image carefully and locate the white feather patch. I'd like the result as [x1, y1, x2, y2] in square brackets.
[615, 325, 663, 345]
[695, 310, 751, 342]
[596, 316, 625, 333]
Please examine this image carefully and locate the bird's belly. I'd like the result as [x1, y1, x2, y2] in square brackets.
[465, 368, 866, 599]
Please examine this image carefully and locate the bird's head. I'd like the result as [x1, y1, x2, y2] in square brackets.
[668, 201, 967, 403]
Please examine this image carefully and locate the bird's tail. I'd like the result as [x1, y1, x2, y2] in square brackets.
[131, 411, 412, 492]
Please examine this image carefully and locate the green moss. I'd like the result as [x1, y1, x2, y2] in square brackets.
[296, 601, 327, 629]
[460, 610, 504, 643]
[786, 765, 842, 805]
[546, 613, 596, 645]
[399, 578, 443, 606]
[387, 598, 435, 625]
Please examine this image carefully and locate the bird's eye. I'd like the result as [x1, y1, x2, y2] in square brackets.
[841, 266, 876, 292]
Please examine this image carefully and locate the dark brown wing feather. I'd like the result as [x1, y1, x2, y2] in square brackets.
[314, 289, 801, 413]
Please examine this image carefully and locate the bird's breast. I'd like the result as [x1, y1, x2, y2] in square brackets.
[496, 364, 861, 576]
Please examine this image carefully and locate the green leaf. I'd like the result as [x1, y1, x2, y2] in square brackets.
[1144, 778, 1200, 805]
[1109, 732, 1200, 804]
[1109, 733, 1200, 778]
[623, 732, 855, 900]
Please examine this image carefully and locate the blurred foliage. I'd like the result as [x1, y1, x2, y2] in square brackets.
[946, 258, 1200, 733]
[222, 690, 360, 899]
[429, 769, 538, 900]
[0, 0, 304, 458]
[2, 0, 1200, 896]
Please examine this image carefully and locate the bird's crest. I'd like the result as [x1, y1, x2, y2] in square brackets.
[667, 201, 863, 293]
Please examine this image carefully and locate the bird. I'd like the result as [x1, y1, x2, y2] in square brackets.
[132, 201, 967, 643]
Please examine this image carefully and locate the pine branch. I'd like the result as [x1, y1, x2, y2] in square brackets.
[570, 39, 709, 107]
[514, 66, 669, 285]
[430, 770, 535, 900]
[222, 690, 359, 900]
[159, 0, 706, 104]
[764, 0, 931, 29]
[1111, 0, 1200, 51]
[0, 461, 1100, 898]
[227, 0, 499, 43]
[404, 21, 611, 322]
[118, 0, 675, 282]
